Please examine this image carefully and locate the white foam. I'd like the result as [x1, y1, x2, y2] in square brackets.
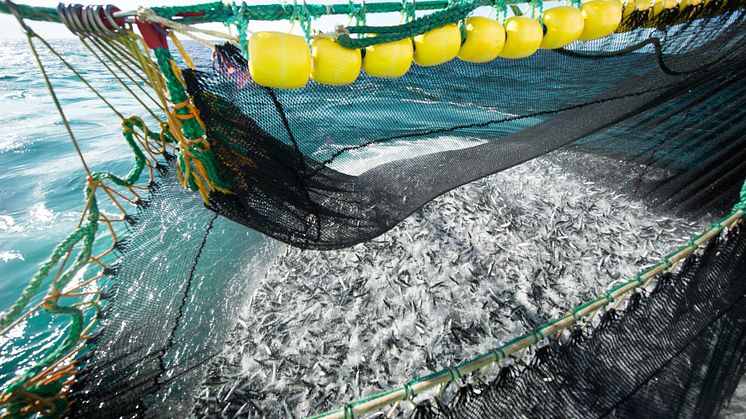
[328, 136, 486, 176]
[0, 250, 23, 262]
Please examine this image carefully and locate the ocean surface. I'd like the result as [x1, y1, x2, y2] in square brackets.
[0, 38, 745, 418]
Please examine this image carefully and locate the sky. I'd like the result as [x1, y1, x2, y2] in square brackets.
[0, 0, 491, 39]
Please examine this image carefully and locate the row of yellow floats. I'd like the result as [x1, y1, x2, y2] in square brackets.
[246, 0, 668, 88]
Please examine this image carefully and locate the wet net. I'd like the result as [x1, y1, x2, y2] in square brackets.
[411, 225, 746, 418]
[0, 0, 745, 418]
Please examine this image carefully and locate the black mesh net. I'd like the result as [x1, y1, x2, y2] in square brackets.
[181, 5, 746, 249]
[66, 4, 746, 418]
[413, 224, 746, 419]
[69, 161, 268, 417]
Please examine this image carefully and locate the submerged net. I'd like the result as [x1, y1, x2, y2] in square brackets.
[413, 224, 746, 419]
[0, 0, 745, 417]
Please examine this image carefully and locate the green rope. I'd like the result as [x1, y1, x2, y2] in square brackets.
[0, 114, 172, 415]
[336, 1, 479, 48]
[0, 0, 528, 26]
[402, 0, 417, 22]
[1, 120, 159, 412]
[0, 1, 59, 23]
[228, 2, 250, 58]
[288, 1, 314, 41]
[533, 0, 544, 22]
[153, 1, 472, 24]
[348, 0, 367, 26]
[493, 0, 508, 23]
[0, 19, 166, 400]
[0, 18, 165, 414]
[152, 47, 230, 192]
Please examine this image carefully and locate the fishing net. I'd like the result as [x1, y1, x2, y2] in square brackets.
[413, 224, 746, 419]
[1, 0, 746, 418]
[189, 8, 746, 249]
[67, 164, 264, 418]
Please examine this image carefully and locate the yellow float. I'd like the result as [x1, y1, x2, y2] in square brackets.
[578, 0, 623, 41]
[498, 16, 543, 59]
[249, 32, 311, 89]
[311, 38, 362, 85]
[457, 16, 505, 63]
[413, 23, 461, 66]
[540, 6, 585, 49]
[362, 38, 414, 78]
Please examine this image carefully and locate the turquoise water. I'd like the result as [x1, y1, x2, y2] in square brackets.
[0, 39, 210, 387]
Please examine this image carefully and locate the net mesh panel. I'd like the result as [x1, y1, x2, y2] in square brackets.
[64, 6, 746, 419]
[183, 7, 746, 249]
[69, 159, 266, 417]
[414, 224, 746, 419]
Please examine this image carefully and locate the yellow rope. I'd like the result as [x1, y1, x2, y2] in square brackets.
[169, 31, 196, 70]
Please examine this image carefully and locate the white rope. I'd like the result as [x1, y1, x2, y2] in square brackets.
[137, 7, 242, 49]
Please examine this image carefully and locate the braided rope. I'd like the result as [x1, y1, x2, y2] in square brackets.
[0, 15, 175, 414]
[5, 0, 743, 51]
[151, 46, 231, 199]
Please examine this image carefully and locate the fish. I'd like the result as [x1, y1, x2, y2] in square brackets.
[196, 150, 710, 418]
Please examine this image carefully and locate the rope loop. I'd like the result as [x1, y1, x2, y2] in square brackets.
[532, 328, 545, 344]
[604, 291, 615, 305]
[287, 1, 300, 31]
[686, 238, 699, 251]
[491, 347, 506, 362]
[713, 221, 725, 233]
[662, 256, 673, 269]
[348, 0, 367, 25]
[402, 0, 417, 22]
[447, 366, 463, 386]
[571, 308, 583, 322]
[289, 0, 313, 39]
[403, 380, 416, 400]
[492, 0, 508, 23]
[343, 403, 355, 419]
[230, 2, 250, 56]
[633, 273, 644, 287]
[533, 0, 544, 22]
